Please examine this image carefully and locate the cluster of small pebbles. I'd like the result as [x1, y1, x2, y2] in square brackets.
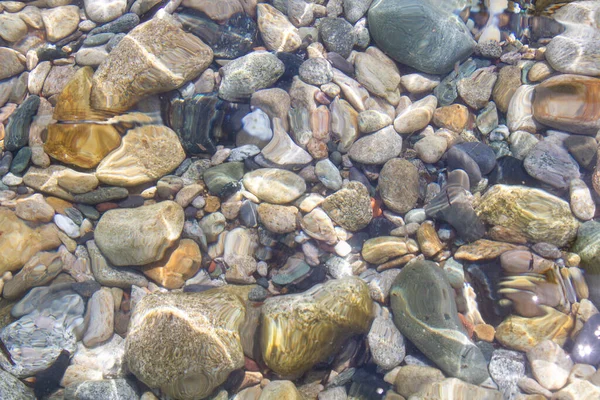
[1, 0, 600, 399]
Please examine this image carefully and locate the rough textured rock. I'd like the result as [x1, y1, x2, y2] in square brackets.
[321, 181, 372, 231]
[261, 277, 373, 377]
[96, 125, 186, 187]
[348, 126, 402, 165]
[257, 3, 301, 53]
[91, 13, 213, 112]
[94, 201, 184, 266]
[378, 158, 419, 214]
[368, 0, 475, 74]
[126, 287, 251, 400]
[142, 239, 202, 289]
[390, 259, 489, 384]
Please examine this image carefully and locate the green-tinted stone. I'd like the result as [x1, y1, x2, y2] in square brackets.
[203, 162, 244, 196]
[5, 95, 40, 151]
[572, 221, 600, 274]
[10, 146, 31, 174]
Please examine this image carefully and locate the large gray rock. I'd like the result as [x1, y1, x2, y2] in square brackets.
[390, 259, 489, 384]
[368, 0, 475, 74]
[0, 369, 35, 399]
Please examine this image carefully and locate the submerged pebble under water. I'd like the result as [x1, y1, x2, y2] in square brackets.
[1, 0, 600, 399]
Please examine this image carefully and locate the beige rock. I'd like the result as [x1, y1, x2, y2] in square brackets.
[0, 12, 28, 42]
[401, 73, 440, 94]
[492, 65, 522, 113]
[393, 95, 437, 135]
[354, 47, 401, 106]
[394, 365, 445, 398]
[23, 166, 73, 201]
[551, 379, 600, 400]
[412, 378, 502, 400]
[332, 68, 370, 112]
[257, 3, 301, 53]
[94, 201, 185, 266]
[83, 0, 127, 23]
[91, 13, 213, 112]
[301, 208, 337, 245]
[27, 61, 52, 96]
[527, 340, 573, 391]
[362, 237, 419, 265]
[257, 203, 298, 234]
[0, 207, 61, 275]
[96, 125, 186, 187]
[14, 193, 55, 223]
[331, 97, 359, 152]
[258, 380, 302, 400]
[0, 47, 25, 80]
[56, 169, 99, 195]
[41, 6, 80, 42]
[2, 251, 62, 300]
[507, 84, 541, 134]
[528, 61, 554, 82]
[243, 169, 307, 205]
[83, 288, 115, 347]
[142, 239, 201, 289]
[251, 88, 291, 132]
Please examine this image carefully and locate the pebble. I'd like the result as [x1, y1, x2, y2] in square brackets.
[319, 17, 355, 58]
[348, 125, 402, 165]
[393, 95, 437, 135]
[488, 349, 526, 400]
[257, 203, 298, 234]
[523, 140, 580, 190]
[367, 311, 405, 370]
[570, 178, 595, 221]
[83, 288, 114, 347]
[243, 168, 306, 205]
[414, 135, 448, 164]
[257, 4, 301, 53]
[84, 0, 128, 24]
[393, 365, 445, 398]
[401, 73, 440, 94]
[354, 46, 401, 106]
[54, 214, 80, 239]
[457, 68, 498, 110]
[299, 57, 333, 86]
[322, 181, 372, 231]
[41, 6, 80, 42]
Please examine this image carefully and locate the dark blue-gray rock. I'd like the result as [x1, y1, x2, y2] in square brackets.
[34, 349, 70, 399]
[64, 379, 139, 400]
[319, 18, 355, 58]
[5, 95, 40, 151]
[0, 368, 35, 399]
[489, 156, 537, 186]
[455, 142, 497, 175]
[368, 0, 475, 75]
[176, 11, 257, 59]
[83, 32, 114, 47]
[524, 141, 581, 190]
[73, 187, 129, 205]
[89, 13, 140, 35]
[564, 135, 597, 171]
[572, 313, 600, 365]
[488, 349, 526, 400]
[0, 151, 13, 176]
[106, 33, 125, 52]
[163, 93, 231, 155]
[327, 52, 354, 76]
[10, 146, 31, 174]
[240, 200, 258, 228]
[203, 162, 244, 196]
[390, 259, 489, 384]
[446, 147, 482, 185]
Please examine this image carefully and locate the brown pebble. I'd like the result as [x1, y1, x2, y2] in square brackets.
[45, 196, 73, 214]
[487, 225, 528, 244]
[204, 195, 221, 212]
[473, 324, 496, 342]
[377, 254, 416, 272]
[95, 202, 119, 212]
[458, 313, 474, 338]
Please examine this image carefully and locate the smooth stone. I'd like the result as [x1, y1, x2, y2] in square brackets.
[0, 208, 61, 275]
[571, 313, 600, 365]
[54, 214, 80, 238]
[532, 74, 600, 135]
[368, 0, 475, 74]
[446, 145, 483, 184]
[523, 140, 580, 190]
[492, 65, 522, 113]
[44, 124, 122, 169]
[257, 3, 301, 53]
[10, 146, 32, 174]
[393, 95, 437, 135]
[5, 95, 40, 152]
[377, 158, 419, 214]
[319, 17, 354, 58]
[41, 6, 80, 42]
[261, 277, 373, 377]
[219, 51, 284, 102]
[362, 236, 418, 264]
[64, 379, 138, 400]
[82, 288, 114, 347]
[488, 349, 526, 400]
[348, 125, 402, 165]
[0, 12, 27, 42]
[82, 32, 115, 47]
[476, 185, 579, 247]
[357, 110, 392, 134]
[0, 368, 35, 399]
[527, 340, 573, 391]
[393, 365, 444, 398]
[73, 187, 129, 205]
[570, 178, 595, 221]
[142, 239, 201, 289]
[203, 162, 245, 197]
[238, 108, 273, 149]
[315, 159, 342, 191]
[94, 201, 184, 266]
[42, 65, 80, 98]
[301, 208, 337, 244]
[457, 68, 498, 110]
[401, 73, 440, 94]
[223, 227, 259, 284]
[331, 98, 359, 152]
[75, 46, 109, 67]
[181, 0, 244, 22]
[0, 47, 25, 80]
[509, 130, 539, 160]
[495, 306, 574, 352]
[261, 117, 312, 168]
[84, 0, 127, 23]
[390, 260, 489, 384]
[412, 378, 502, 400]
[57, 170, 99, 195]
[545, 2, 600, 77]
[126, 287, 250, 399]
[243, 168, 306, 204]
[564, 135, 597, 170]
[354, 46, 401, 106]
[572, 221, 600, 276]
[299, 57, 333, 86]
[15, 194, 55, 223]
[251, 88, 291, 132]
[87, 240, 148, 289]
[415, 135, 447, 164]
[2, 251, 62, 300]
[321, 181, 372, 231]
[259, 380, 302, 400]
[91, 13, 213, 112]
[507, 84, 540, 134]
[552, 379, 600, 400]
[272, 257, 311, 285]
[23, 165, 74, 201]
[432, 104, 469, 133]
[89, 12, 139, 35]
[96, 125, 185, 187]
[257, 203, 298, 234]
[368, 311, 405, 370]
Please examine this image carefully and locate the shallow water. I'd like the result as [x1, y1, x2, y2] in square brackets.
[1, 0, 600, 399]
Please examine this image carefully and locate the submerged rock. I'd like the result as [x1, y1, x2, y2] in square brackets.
[390, 259, 489, 384]
[368, 0, 475, 74]
[126, 287, 251, 400]
[261, 277, 373, 377]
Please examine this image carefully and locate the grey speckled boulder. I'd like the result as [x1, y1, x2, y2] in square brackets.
[390, 259, 489, 384]
[0, 369, 35, 399]
[218, 51, 284, 101]
[368, 0, 475, 74]
[64, 379, 139, 400]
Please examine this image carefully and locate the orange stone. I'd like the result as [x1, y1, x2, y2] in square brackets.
[533, 74, 600, 135]
[204, 195, 221, 213]
[142, 239, 202, 289]
[53, 66, 107, 122]
[473, 324, 496, 342]
[432, 104, 470, 132]
[44, 123, 121, 169]
[45, 196, 73, 214]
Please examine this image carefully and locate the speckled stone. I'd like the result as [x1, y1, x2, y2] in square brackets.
[243, 168, 306, 205]
[378, 158, 419, 214]
[321, 181, 372, 231]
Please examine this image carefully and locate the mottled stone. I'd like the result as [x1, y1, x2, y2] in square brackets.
[126, 287, 251, 400]
[83, 288, 114, 347]
[377, 158, 419, 214]
[203, 162, 244, 197]
[91, 13, 213, 112]
[261, 277, 373, 377]
[257, 203, 298, 234]
[301, 208, 337, 244]
[475, 185, 579, 247]
[507, 85, 541, 134]
[2, 251, 62, 300]
[390, 260, 489, 384]
[523, 140, 581, 190]
[570, 178, 595, 221]
[87, 240, 149, 289]
[319, 17, 355, 58]
[488, 349, 526, 400]
[5, 95, 40, 152]
[414, 135, 448, 164]
[142, 239, 201, 289]
[368, 0, 475, 74]
[94, 201, 184, 266]
[41, 6, 80, 42]
[527, 339, 573, 391]
[14, 193, 55, 223]
[413, 378, 502, 400]
[393, 95, 437, 135]
[354, 47, 401, 106]
[348, 126, 402, 165]
[457, 68, 498, 110]
[532, 74, 600, 135]
[492, 66, 522, 113]
[368, 311, 405, 370]
[0, 368, 35, 399]
[257, 3, 301, 53]
[432, 104, 469, 133]
[96, 125, 185, 187]
[243, 169, 306, 204]
[321, 181, 372, 231]
[219, 51, 285, 102]
[64, 378, 138, 400]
